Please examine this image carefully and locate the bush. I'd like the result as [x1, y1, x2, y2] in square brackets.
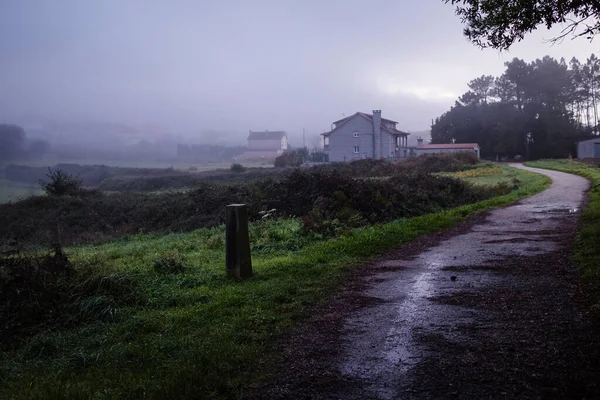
[38, 168, 83, 196]
[0, 153, 504, 246]
[230, 163, 246, 173]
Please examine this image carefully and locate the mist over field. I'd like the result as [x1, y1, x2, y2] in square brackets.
[1, 0, 596, 162]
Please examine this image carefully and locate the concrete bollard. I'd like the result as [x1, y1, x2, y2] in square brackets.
[225, 204, 253, 279]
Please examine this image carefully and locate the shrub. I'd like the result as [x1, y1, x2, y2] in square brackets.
[0, 153, 500, 246]
[230, 163, 246, 173]
[38, 168, 83, 196]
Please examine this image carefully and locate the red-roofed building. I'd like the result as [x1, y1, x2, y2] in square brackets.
[414, 142, 480, 158]
[321, 110, 410, 162]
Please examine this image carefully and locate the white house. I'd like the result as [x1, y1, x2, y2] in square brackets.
[577, 137, 600, 158]
[321, 110, 410, 162]
[235, 130, 288, 162]
[414, 141, 481, 159]
[247, 130, 288, 151]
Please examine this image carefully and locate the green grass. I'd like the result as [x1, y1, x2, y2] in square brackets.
[525, 159, 600, 308]
[441, 163, 519, 187]
[0, 167, 550, 399]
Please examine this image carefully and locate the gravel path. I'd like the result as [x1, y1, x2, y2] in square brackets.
[249, 165, 600, 400]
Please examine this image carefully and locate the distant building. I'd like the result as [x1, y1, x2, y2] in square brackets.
[321, 110, 410, 162]
[247, 130, 288, 151]
[577, 137, 600, 159]
[235, 130, 288, 162]
[414, 140, 481, 158]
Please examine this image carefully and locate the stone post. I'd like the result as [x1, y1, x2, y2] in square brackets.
[225, 204, 253, 279]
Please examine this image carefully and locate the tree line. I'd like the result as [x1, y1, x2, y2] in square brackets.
[0, 124, 50, 163]
[431, 55, 600, 159]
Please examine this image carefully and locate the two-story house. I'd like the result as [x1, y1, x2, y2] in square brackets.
[322, 110, 409, 162]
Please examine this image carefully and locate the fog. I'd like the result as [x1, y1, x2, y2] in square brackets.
[1, 0, 598, 148]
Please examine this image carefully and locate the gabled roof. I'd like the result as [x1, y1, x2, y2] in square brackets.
[418, 143, 479, 149]
[322, 112, 409, 137]
[333, 112, 398, 125]
[248, 131, 287, 140]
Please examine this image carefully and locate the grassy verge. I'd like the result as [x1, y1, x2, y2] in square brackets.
[440, 163, 521, 187]
[0, 167, 550, 399]
[525, 160, 600, 308]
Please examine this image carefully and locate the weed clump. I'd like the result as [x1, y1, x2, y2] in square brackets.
[153, 254, 187, 275]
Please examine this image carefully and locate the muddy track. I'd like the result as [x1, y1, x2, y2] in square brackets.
[247, 165, 600, 400]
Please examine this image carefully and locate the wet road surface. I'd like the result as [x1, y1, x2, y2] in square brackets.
[335, 164, 590, 399]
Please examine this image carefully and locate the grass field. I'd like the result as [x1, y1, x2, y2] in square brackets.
[0, 179, 42, 203]
[526, 160, 600, 309]
[10, 157, 272, 171]
[0, 160, 272, 204]
[0, 166, 550, 399]
[442, 164, 519, 187]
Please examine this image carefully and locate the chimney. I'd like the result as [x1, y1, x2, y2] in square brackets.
[372, 110, 382, 158]
[417, 136, 424, 147]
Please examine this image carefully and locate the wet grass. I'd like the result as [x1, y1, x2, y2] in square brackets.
[443, 163, 519, 187]
[526, 159, 600, 309]
[0, 167, 550, 399]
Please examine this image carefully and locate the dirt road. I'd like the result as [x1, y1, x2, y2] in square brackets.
[251, 165, 599, 399]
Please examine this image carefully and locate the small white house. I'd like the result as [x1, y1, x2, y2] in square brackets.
[247, 130, 288, 151]
[414, 142, 480, 159]
[321, 110, 410, 162]
[577, 137, 600, 159]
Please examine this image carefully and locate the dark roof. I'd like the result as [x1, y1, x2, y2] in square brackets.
[418, 143, 479, 149]
[248, 131, 287, 140]
[322, 112, 409, 137]
[332, 112, 398, 125]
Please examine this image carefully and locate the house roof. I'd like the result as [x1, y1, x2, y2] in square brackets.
[577, 137, 600, 144]
[247, 131, 287, 140]
[322, 112, 409, 137]
[333, 112, 398, 125]
[418, 143, 480, 150]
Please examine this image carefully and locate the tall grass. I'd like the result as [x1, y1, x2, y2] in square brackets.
[0, 167, 550, 400]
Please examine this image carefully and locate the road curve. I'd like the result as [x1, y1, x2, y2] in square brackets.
[334, 164, 590, 399]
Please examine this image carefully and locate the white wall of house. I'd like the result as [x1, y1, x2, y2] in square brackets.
[325, 113, 409, 162]
[577, 137, 600, 158]
[327, 116, 376, 162]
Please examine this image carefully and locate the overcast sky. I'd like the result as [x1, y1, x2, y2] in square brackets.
[1, 0, 598, 138]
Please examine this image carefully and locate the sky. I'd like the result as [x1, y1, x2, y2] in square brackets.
[1, 0, 599, 141]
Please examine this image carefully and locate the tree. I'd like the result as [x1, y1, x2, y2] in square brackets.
[432, 54, 596, 160]
[445, 0, 600, 49]
[459, 75, 496, 105]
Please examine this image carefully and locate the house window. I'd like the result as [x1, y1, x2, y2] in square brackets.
[353, 131, 359, 138]
[353, 146, 360, 154]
